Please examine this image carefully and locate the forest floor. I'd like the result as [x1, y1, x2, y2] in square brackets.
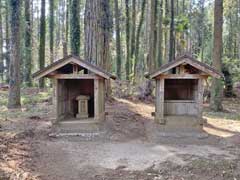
[0, 88, 240, 180]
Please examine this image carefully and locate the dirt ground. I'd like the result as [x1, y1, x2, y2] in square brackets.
[0, 89, 240, 180]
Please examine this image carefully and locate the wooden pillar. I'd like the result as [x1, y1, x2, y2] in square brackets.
[197, 77, 204, 124]
[94, 79, 100, 121]
[53, 78, 59, 124]
[155, 78, 165, 124]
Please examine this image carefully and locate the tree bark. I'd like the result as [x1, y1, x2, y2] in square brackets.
[114, 0, 122, 79]
[38, 0, 46, 88]
[63, 0, 69, 57]
[164, 0, 169, 61]
[134, 0, 146, 77]
[70, 0, 80, 56]
[24, 0, 32, 86]
[210, 0, 223, 111]
[157, 0, 163, 67]
[125, 0, 130, 80]
[8, 0, 22, 109]
[5, 0, 10, 82]
[147, 0, 157, 72]
[130, 0, 136, 74]
[49, 0, 54, 63]
[0, 0, 3, 82]
[84, 0, 112, 69]
[169, 0, 175, 62]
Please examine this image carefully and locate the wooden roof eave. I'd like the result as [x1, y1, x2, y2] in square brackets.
[148, 58, 223, 79]
[32, 56, 116, 80]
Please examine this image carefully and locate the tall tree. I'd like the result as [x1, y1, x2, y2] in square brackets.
[5, 0, 10, 82]
[210, 0, 223, 111]
[169, 0, 175, 62]
[114, 0, 122, 79]
[0, 0, 3, 81]
[130, 0, 136, 72]
[134, 0, 146, 76]
[147, 0, 157, 72]
[70, 0, 80, 56]
[61, 0, 67, 57]
[38, 0, 46, 88]
[24, 0, 32, 86]
[63, 0, 69, 57]
[157, 0, 163, 67]
[164, 0, 169, 61]
[125, 0, 130, 80]
[49, 0, 54, 63]
[8, 0, 22, 108]
[84, 0, 112, 68]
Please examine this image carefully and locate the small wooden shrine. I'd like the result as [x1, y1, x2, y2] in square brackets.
[146, 54, 223, 126]
[33, 55, 115, 125]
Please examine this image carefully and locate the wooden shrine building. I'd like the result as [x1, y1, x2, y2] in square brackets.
[33, 55, 115, 125]
[146, 54, 223, 127]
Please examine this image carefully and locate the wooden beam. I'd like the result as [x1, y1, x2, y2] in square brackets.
[160, 74, 202, 79]
[50, 74, 102, 79]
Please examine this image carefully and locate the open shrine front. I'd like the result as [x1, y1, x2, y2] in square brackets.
[56, 79, 95, 121]
[164, 79, 199, 116]
[147, 54, 223, 126]
[32, 55, 115, 125]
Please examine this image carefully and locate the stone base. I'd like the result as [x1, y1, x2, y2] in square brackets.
[158, 115, 204, 131]
[52, 119, 103, 133]
[76, 113, 89, 119]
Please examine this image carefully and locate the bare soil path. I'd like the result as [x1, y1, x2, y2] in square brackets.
[0, 90, 240, 179]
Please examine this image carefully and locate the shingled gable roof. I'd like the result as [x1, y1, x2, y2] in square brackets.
[32, 55, 116, 80]
[148, 54, 223, 79]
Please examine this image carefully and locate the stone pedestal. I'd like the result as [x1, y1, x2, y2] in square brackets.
[76, 95, 90, 119]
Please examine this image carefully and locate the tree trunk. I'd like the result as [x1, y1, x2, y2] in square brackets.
[157, 0, 163, 67]
[5, 0, 10, 82]
[169, 0, 175, 62]
[38, 0, 46, 88]
[134, 0, 146, 77]
[62, 0, 68, 57]
[147, 0, 157, 72]
[164, 0, 169, 61]
[200, 0, 205, 61]
[70, 0, 80, 56]
[114, 0, 122, 79]
[24, 0, 32, 86]
[63, 1, 69, 57]
[84, 0, 112, 68]
[49, 0, 54, 63]
[84, 0, 98, 63]
[210, 0, 223, 111]
[125, 0, 130, 80]
[0, 0, 3, 82]
[130, 0, 136, 74]
[8, 0, 22, 109]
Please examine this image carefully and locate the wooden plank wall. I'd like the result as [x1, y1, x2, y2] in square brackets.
[164, 101, 198, 115]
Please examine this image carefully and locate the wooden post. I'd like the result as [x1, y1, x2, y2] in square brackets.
[73, 64, 78, 74]
[197, 77, 204, 124]
[94, 79, 100, 121]
[155, 78, 165, 124]
[53, 78, 59, 124]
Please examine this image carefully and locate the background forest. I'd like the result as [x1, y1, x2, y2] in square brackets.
[0, 0, 239, 110]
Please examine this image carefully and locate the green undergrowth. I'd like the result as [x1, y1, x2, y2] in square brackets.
[203, 98, 240, 121]
[0, 88, 52, 120]
[204, 111, 240, 121]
